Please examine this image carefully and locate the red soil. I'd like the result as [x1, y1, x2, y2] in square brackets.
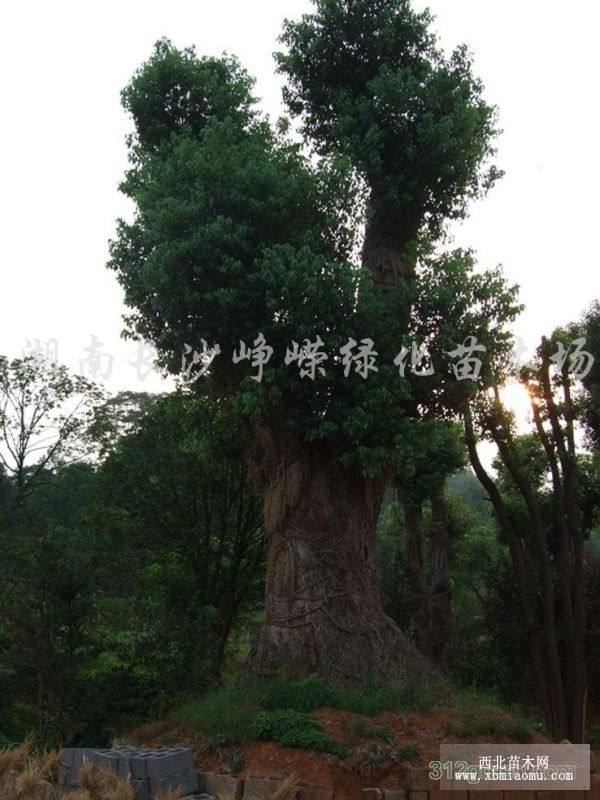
[128, 706, 465, 799]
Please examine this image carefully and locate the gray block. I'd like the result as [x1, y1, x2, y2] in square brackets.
[150, 769, 199, 796]
[59, 746, 198, 799]
[130, 751, 153, 779]
[96, 752, 121, 772]
[59, 747, 108, 786]
[146, 749, 194, 780]
[185, 795, 215, 800]
[199, 772, 244, 800]
[119, 755, 133, 778]
[132, 777, 151, 800]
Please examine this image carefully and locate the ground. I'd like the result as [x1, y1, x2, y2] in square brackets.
[125, 692, 547, 800]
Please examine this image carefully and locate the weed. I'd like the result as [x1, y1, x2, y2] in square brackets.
[250, 710, 347, 758]
[178, 685, 261, 745]
[261, 677, 439, 717]
[446, 689, 538, 743]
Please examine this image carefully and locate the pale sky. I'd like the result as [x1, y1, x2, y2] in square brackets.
[1, 0, 599, 397]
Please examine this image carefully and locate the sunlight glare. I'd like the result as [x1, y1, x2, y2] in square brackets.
[500, 381, 533, 431]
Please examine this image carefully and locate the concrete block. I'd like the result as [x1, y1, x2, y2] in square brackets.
[146, 749, 194, 779]
[130, 752, 153, 779]
[150, 769, 199, 797]
[60, 749, 77, 767]
[132, 777, 151, 800]
[199, 771, 244, 799]
[244, 776, 297, 799]
[119, 755, 133, 778]
[96, 752, 121, 774]
[185, 795, 215, 800]
[382, 791, 407, 800]
[62, 748, 103, 770]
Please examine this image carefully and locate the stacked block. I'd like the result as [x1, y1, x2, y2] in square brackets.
[58, 747, 199, 799]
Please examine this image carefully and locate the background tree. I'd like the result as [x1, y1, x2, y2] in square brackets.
[97, 393, 266, 681]
[109, 0, 500, 684]
[410, 259, 598, 740]
[391, 420, 466, 666]
[0, 355, 101, 515]
[0, 356, 267, 745]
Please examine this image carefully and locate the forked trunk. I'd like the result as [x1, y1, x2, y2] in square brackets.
[248, 429, 432, 685]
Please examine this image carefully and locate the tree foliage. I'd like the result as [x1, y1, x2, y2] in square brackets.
[277, 0, 501, 238]
[109, 17, 502, 473]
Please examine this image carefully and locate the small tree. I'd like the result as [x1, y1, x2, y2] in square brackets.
[0, 354, 101, 515]
[98, 393, 266, 681]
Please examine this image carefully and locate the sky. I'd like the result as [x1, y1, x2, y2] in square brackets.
[1, 0, 599, 406]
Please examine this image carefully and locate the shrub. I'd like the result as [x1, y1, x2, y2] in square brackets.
[249, 710, 347, 757]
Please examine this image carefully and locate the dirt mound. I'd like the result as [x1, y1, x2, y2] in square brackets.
[127, 703, 546, 800]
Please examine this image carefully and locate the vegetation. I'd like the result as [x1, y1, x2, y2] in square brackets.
[107, 0, 502, 685]
[0, 0, 599, 760]
[0, 741, 298, 800]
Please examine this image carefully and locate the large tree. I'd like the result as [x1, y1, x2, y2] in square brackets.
[109, 1, 500, 685]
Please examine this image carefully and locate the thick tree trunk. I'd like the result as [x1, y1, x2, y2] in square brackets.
[248, 199, 427, 686]
[248, 429, 433, 686]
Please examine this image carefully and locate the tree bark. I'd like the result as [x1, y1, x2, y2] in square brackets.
[248, 199, 427, 686]
[486, 392, 567, 739]
[462, 405, 553, 732]
[539, 355, 587, 743]
[403, 502, 433, 659]
[248, 429, 433, 686]
[430, 491, 452, 668]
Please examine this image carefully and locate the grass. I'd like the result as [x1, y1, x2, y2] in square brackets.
[178, 684, 346, 754]
[342, 718, 393, 745]
[178, 684, 262, 745]
[176, 675, 442, 752]
[445, 688, 540, 743]
[261, 676, 439, 716]
[176, 677, 544, 757]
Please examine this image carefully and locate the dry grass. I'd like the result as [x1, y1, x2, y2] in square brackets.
[0, 742, 60, 800]
[218, 774, 298, 800]
[268, 774, 297, 800]
[1, 744, 297, 800]
[0, 744, 182, 800]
